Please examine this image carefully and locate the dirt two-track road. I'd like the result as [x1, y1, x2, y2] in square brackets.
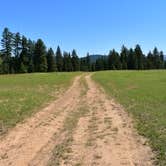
[0, 74, 154, 166]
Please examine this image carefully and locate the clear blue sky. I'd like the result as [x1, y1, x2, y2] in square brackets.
[0, 0, 166, 56]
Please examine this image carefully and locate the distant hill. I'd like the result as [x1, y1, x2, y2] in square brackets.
[89, 55, 107, 63]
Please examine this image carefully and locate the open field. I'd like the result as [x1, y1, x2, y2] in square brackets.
[93, 70, 166, 165]
[0, 73, 154, 166]
[0, 72, 79, 130]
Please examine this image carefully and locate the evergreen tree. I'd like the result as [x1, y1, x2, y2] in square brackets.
[120, 45, 128, 69]
[13, 32, 21, 58]
[34, 39, 47, 72]
[67, 53, 73, 71]
[147, 51, 154, 69]
[55, 46, 63, 72]
[63, 52, 73, 72]
[13, 32, 21, 72]
[63, 51, 68, 71]
[1, 27, 13, 73]
[159, 51, 164, 69]
[27, 39, 35, 73]
[108, 49, 121, 70]
[134, 44, 144, 69]
[127, 48, 136, 69]
[19, 36, 29, 73]
[71, 49, 80, 71]
[153, 47, 160, 69]
[47, 48, 56, 72]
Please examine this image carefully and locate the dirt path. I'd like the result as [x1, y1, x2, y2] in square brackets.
[0, 74, 154, 166]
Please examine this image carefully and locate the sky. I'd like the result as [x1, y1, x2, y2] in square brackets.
[0, 0, 166, 56]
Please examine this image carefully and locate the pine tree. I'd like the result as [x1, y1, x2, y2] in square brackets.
[120, 45, 128, 69]
[147, 51, 154, 69]
[127, 49, 136, 69]
[19, 36, 29, 73]
[13, 32, 21, 58]
[63, 52, 68, 71]
[47, 48, 56, 72]
[27, 39, 35, 73]
[71, 49, 80, 71]
[1, 27, 13, 73]
[68, 53, 73, 71]
[108, 49, 121, 70]
[13, 32, 21, 73]
[55, 46, 63, 72]
[134, 45, 144, 69]
[34, 39, 47, 72]
[152, 47, 164, 69]
[63, 52, 73, 72]
[159, 51, 164, 69]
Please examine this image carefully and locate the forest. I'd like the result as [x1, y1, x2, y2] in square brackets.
[0, 27, 166, 74]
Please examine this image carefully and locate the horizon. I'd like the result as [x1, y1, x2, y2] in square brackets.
[1, 0, 166, 56]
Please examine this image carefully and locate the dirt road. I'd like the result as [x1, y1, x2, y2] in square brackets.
[0, 74, 154, 166]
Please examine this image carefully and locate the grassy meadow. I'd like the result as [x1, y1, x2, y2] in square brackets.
[0, 72, 79, 130]
[93, 70, 166, 165]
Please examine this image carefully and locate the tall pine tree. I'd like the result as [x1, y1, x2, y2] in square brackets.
[55, 46, 63, 72]
[134, 45, 144, 69]
[47, 48, 56, 72]
[71, 49, 80, 71]
[1, 27, 13, 73]
[34, 39, 47, 72]
[120, 45, 128, 69]
[19, 36, 29, 73]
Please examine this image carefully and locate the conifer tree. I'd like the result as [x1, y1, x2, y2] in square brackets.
[27, 39, 35, 73]
[34, 39, 47, 72]
[120, 45, 128, 69]
[55, 46, 63, 72]
[108, 49, 121, 70]
[13, 32, 21, 58]
[71, 49, 80, 71]
[47, 48, 56, 72]
[13, 32, 21, 72]
[134, 45, 144, 69]
[19, 36, 29, 73]
[1, 27, 13, 73]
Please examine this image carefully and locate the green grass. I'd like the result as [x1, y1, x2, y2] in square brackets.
[93, 70, 166, 165]
[0, 72, 79, 129]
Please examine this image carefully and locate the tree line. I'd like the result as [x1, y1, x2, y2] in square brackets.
[0, 27, 166, 74]
[93, 45, 166, 71]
